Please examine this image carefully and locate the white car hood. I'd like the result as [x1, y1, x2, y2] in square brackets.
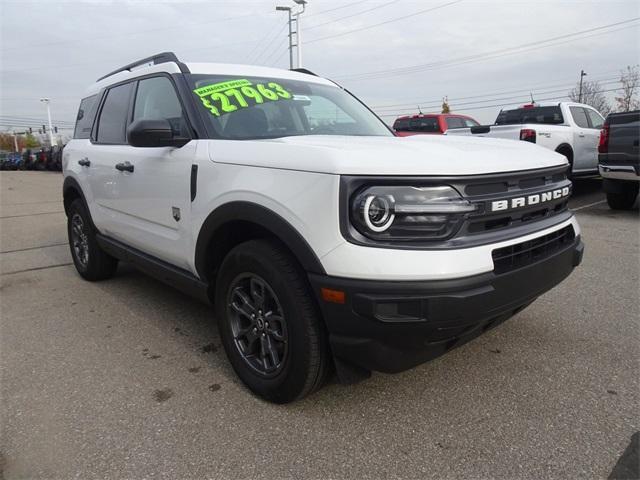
[207, 134, 567, 176]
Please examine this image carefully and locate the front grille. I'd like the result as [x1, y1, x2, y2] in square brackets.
[458, 166, 572, 237]
[492, 225, 575, 274]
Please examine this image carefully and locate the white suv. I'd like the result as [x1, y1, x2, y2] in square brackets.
[63, 52, 584, 403]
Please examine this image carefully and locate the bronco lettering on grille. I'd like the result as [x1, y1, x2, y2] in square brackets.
[491, 186, 570, 212]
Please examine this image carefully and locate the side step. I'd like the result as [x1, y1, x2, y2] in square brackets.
[96, 234, 210, 304]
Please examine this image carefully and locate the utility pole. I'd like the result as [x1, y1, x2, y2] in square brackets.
[40, 98, 56, 147]
[578, 70, 587, 103]
[275, 6, 294, 69]
[276, 0, 307, 69]
[12, 130, 18, 152]
[293, 0, 307, 69]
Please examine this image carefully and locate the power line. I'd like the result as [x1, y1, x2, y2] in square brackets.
[305, 0, 402, 31]
[269, 48, 290, 68]
[246, 20, 289, 65]
[362, 23, 639, 81]
[0, 12, 257, 52]
[304, 0, 371, 18]
[334, 18, 640, 81]
[372, 77, 622, 113]
[263, 36, 290, 66]
[0, 115, 75, 124]
[375, 87, 623, 117]
[368, 70, 625, 109]
[305, 0, 463, 44]
[1, 37, 261, 75]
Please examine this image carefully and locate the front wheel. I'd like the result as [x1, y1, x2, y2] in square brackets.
[215, 239, 330, 403]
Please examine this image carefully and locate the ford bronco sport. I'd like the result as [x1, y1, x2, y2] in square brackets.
[63, 52, 584, 403]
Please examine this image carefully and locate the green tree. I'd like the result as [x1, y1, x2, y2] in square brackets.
[24, 133, 40, 148]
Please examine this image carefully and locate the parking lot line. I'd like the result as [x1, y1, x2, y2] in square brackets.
[572, 199, 607, 211]
[0, 242, 67, 254]
[1, 262, 73, 275]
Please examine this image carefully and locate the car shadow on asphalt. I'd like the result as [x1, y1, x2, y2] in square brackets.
[90, 263, 242, 387]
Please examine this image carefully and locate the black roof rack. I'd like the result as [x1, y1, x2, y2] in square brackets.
[291, 68, 317, 77]
[96, 51, 190, 82]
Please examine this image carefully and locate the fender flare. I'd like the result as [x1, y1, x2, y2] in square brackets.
[62, 176, 100, 231]
[555, 143, 573, 159]
[194, 201, 326, 281]
[62, 176, 87, 214]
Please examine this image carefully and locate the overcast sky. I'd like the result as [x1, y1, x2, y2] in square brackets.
[1, 0, 639, 133]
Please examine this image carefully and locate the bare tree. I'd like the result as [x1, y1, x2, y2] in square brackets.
[568, 80, 611, 116]
[615, 65, 640, 112]
[441, 96, 450, 114]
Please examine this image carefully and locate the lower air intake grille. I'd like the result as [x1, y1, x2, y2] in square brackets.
[492, 225, 575, 274]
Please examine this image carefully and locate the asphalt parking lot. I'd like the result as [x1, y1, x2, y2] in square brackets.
[1, 171, 638, 479]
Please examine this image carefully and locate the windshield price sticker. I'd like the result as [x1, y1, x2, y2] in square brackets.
[193, 79, 292, 117]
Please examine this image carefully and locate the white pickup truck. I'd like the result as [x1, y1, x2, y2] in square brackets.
[447, 102, 605, 176]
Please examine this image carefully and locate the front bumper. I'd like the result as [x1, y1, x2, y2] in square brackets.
[309, 235, 584, 375]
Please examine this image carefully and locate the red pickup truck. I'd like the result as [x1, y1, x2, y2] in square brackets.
[393, 113, 480, 136]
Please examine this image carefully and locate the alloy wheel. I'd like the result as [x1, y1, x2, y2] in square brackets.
[227, 274, 288, 377]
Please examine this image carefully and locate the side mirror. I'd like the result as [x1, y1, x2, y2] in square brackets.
[127, 119, 189, 148]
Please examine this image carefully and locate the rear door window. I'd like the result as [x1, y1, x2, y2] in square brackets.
[445, 117, 466, 130]
[96, 82, 134, 144]
[569, 107, 590, 128]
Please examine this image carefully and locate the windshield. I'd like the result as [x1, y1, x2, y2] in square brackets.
[187, 74, 392, 140]
[495, 106, 564, 125]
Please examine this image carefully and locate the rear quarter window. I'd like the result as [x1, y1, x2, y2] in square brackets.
[73, 95, 98, 139]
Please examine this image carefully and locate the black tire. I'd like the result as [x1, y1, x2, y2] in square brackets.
[555, 146, 573, 179]
[67, 199, 118, 281]
[607, 190, 638, 210]
[215, 239, 330, 403]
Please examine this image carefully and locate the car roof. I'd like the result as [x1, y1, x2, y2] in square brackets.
[394, 113, 474, 121]
[86, 60, 336, 96]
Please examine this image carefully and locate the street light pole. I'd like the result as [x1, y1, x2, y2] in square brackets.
[578, 70, 587, 103]
[292, 0, 307, 68]
[40, 98, 55, 147]
[277, 1, 307, 69]
[275, 6, 293, 69]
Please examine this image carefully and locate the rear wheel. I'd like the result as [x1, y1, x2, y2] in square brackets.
[67, 199, 118, 280]
[555, 146, 573, 179]
[215, 239, 330, 403]
[606, 182, 639, 210]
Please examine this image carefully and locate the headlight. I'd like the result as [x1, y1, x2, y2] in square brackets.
[351, 185, 476, 242]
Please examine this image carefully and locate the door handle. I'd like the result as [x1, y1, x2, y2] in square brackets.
[115, 161, 134, 173]
[578, 133, 585, 137]
[78, 158, 90, 167]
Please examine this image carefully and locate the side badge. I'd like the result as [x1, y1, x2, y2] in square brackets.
[172, 207, 181, 222]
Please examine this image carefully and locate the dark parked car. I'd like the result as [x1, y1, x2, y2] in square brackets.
[393, 113, 480, 136]
[598, 110, 639, 209]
